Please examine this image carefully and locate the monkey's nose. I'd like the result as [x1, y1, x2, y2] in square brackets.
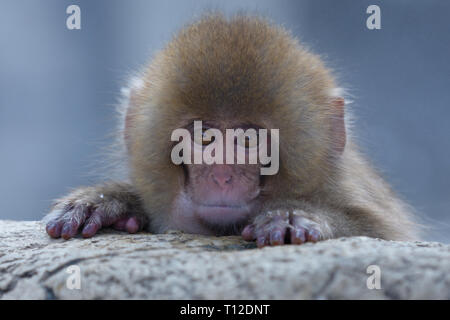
[210, 165, 234, 188]
[211, 172, 233, 188]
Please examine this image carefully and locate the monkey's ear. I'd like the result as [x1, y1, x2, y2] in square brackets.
[122, 77, 145, 149]
[330, 97, 346, 154]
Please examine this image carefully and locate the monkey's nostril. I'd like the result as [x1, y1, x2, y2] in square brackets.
[211, 174, 233, 187]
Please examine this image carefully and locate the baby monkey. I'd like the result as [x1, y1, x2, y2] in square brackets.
[44, 14, 418, 247]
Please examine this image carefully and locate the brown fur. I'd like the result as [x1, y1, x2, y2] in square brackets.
[44, 14, 419, 242]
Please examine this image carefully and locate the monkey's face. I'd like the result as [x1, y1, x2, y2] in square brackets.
[176, 121, 266, 229]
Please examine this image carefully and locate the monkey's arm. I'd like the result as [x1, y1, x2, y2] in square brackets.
[43, 182, 148, 239]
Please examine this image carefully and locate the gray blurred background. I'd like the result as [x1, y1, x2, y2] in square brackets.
[0, 0, 449, 242]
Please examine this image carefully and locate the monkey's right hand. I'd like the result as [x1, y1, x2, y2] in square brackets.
[43, 183, 147, 240]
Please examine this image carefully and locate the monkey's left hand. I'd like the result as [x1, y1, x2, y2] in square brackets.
[241, 210, 323, 248]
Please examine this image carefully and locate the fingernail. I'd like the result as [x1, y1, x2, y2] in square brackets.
[46, 222, 55, 232]
[309, 230, 320, 242]
[61, 224, 74, 239]
[82, 224, 95, 238]
[125, 218, 139, 233]
[241, 225, 254, 240]
[257, 236, 266, 248]
[271, 230, 282, 243]
[296, 229, 306, 242]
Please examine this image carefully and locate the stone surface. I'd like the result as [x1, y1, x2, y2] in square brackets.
[0, 220, 449, 300]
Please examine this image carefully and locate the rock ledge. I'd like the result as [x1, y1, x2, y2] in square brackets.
[0, 220, 449, 299]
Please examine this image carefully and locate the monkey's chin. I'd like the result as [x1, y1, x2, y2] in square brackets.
[195, 204, 253, 226]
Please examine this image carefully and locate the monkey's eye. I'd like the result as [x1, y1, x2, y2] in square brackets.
[193, 128, 215, 146]
[236, 130, 259, 149]
[237, 137, 258, 149]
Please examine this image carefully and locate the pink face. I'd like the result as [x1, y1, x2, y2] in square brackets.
[171, 121, 266, 233]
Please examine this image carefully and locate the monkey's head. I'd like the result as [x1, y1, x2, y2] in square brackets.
[124, 14, 346, 234]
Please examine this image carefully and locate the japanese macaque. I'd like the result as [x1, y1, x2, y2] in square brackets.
[43, 14, 419, 247]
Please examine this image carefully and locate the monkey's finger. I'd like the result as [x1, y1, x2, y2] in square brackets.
[61, 206, 88, 240]
[256, 236, 268, 248]
[306, 229, 321, 243]
[60, 219, 81, 240]
[269, 228, 285, 246]
[125, 216, 141, 233]
[81, 210, 103, 238]
[241, 224, 255, 241]
[46, 219, 64, 238]
[290, 226, 307, 245]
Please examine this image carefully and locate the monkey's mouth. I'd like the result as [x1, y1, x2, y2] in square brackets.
[196, 203, 253, 225]
[202, 204, 243, 209]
